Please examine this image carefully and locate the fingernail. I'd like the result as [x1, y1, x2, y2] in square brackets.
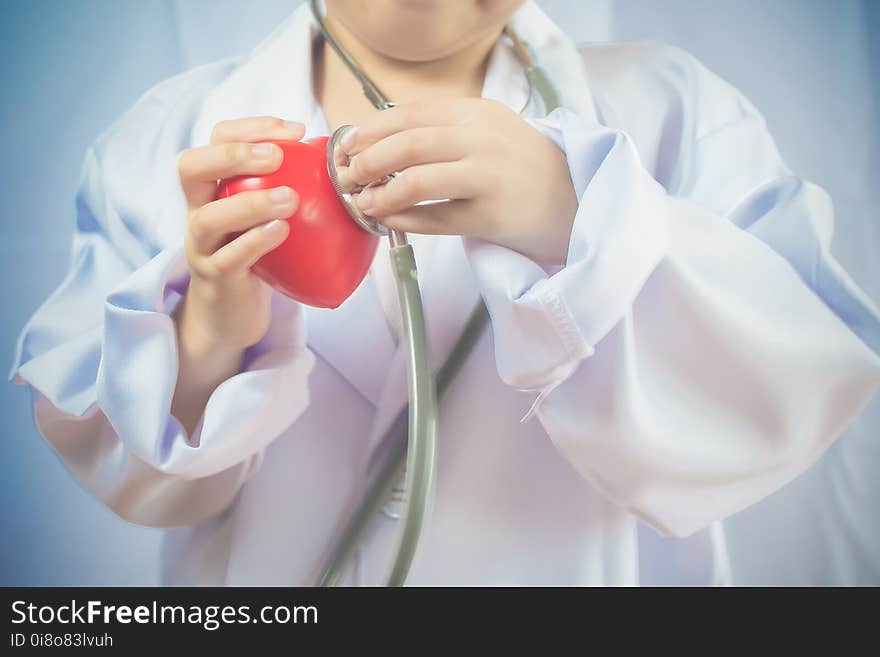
[263, 219, 285, 233]
[339, 126, 358, 153]
[334, 168, 355, 193]
[356, 188, 373, 212]
[269, 186, 292, 204]
[282, 120, 301, 131]
[252, 142, 276, 159]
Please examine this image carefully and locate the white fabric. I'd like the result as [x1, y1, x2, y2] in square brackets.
[9, 1, 880, 585]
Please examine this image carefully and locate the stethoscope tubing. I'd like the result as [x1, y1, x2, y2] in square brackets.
[310, 0, 560, 586]
[315, 298, 490, 587]
[315, 240, 438, 587]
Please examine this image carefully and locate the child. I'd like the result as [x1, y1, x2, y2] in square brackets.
[11, 0, 880, 585]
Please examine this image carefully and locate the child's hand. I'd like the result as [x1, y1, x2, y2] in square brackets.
[338, 99, 578, 265]
[171, 117, 304, 435]
[176, 117, 305, 357]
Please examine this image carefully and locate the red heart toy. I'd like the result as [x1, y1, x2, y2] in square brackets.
[215, 138, 379, 309]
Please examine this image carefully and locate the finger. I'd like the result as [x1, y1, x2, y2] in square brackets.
[178, 141, 285, 209]
[355, 162, 480, 217]
[340, 99, 475, 155]
[343, 126, 468, 188]
[189, 186, 298, 256]
[208, 218, 290, 276]
[210, 116, 305, 145]
[378, 200, 473, 236]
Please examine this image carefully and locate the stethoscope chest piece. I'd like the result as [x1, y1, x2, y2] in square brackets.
[326, 125, 390, 237]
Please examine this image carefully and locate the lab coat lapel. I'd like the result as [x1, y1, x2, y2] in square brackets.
[303, 276, 397, 407]
[360, 236, 482, 465]
[190, 3, 317, 149]
[508, 2, 601, 124]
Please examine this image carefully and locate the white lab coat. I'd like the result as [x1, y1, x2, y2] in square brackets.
[10, 1, 880, 586]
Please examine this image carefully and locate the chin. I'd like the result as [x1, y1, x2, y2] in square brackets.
[326, 0, 524, 62]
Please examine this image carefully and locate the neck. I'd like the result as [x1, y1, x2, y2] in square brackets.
[314, 13, 501, 123]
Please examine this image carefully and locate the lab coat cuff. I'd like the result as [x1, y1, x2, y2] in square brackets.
[183, 291, 315, 479]
[96, 242, 314, 478]
[466, 108, 670, 390]
[533, 107, 671, 337]
[463, 235, 591, 390]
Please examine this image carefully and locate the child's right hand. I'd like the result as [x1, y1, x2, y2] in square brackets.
[171, 117, 305, 435]
[176, 117, 305, 357]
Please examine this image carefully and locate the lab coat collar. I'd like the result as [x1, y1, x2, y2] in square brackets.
[508, 1, 600, 123]
[189, 1, 599, 466]
[191, 4, 318, 148]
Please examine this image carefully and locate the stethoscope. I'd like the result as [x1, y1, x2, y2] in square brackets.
[310, 0, 560, 586]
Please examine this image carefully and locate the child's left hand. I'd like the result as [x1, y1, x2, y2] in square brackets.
[337, 98, 578, 266]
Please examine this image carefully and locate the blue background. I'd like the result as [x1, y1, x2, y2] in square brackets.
[2, 0, 878, 585]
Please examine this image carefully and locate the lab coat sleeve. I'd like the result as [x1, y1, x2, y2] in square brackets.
[9, 75, 315, 528]
[463, 104, 880, 538]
